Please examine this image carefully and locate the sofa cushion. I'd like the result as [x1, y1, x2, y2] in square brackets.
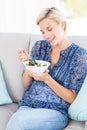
[85, 121, 87, 130]
[63, 119, 85, 130]
[0, 103, 18, 130]
[0, 62, 12, 105]
[68, 76, 87, 121]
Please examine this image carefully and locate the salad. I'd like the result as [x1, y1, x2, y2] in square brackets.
[26, 59, 47, 67]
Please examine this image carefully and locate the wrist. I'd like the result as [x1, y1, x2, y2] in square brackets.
[44, 74, 51, 84]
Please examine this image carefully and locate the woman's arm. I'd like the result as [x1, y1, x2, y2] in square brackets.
[22, 69, 32, 88]
[18, 49, 33, 88]
[44, 75, 76, 104]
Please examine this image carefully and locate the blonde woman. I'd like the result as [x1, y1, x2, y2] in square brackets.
[6, 7, 87, 130]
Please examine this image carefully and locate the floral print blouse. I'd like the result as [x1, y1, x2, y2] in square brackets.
[19, 40, 87, 117]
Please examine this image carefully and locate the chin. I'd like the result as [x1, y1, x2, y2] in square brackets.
[50, 42, 55, 46]
[51, 41, 58, 46]
[50, 40, 55, 45]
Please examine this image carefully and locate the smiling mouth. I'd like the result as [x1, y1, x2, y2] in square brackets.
[49, 37, 55, 43]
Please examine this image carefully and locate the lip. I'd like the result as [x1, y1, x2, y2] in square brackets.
[49, 37, 55, 43]
[49, 37, 54, 42]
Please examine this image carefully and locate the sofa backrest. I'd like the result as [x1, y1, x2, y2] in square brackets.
[68, 35, 87, 49]
[0, 33, 30, 103]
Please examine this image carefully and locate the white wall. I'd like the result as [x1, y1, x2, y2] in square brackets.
[0, 0, 87, 35]
[0, 0, 58, 33]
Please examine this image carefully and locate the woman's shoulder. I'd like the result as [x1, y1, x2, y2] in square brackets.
[33, 40, 51, 50]
[71, 43, 87, 67]
[35, 39, 49, 45]
[72, 43, 87, 55]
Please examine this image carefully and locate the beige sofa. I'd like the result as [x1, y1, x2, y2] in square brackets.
[0, 33, 87, 130]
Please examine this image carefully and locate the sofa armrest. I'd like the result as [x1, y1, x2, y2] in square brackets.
[85, 121, 87, 130]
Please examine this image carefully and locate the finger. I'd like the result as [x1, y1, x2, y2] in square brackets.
[18, 49, 29, 63]
[44, 69, 49, 73]
[18, 48, 25, 54]
[23, 50, 29, 58]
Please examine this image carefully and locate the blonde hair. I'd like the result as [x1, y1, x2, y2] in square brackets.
[36, 7, 67, 31]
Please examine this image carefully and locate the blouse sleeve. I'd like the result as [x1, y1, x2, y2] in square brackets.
[69, 48, 87, 94]
[30, 40, 49, 60]
[30, 40, 42, 60]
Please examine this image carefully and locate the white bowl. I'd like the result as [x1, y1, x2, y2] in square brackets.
[23, 59, 50, 74]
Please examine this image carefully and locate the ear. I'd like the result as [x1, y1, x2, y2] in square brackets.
[61, 22, 66, 31]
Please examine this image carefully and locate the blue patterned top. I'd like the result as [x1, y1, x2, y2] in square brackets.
[19, 40, 87, 117]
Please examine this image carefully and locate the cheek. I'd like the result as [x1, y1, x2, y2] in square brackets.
[56, 27, 64, 37]
[55, 30, 64, 43]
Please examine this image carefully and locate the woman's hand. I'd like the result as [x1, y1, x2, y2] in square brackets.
[27, 69, 49, 82]
[18, 49, 29, 63]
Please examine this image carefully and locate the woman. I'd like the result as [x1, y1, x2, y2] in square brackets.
[6, 7, 87, 130]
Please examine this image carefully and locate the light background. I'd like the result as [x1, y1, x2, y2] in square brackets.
[0, 0, 87, 35]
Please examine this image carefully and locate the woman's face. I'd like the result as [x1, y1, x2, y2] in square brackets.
[39, 18, 66, 47]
